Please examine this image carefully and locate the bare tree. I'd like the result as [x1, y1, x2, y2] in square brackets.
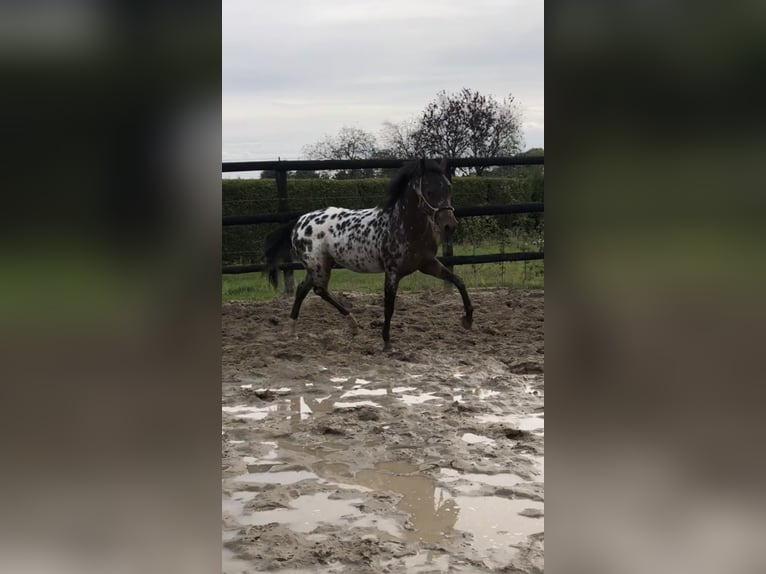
[303, 126, 378, 160]
[302, 126, 379, 178]
[411, 89, 524, 174]
[463, 91, 523, 164]
[379, 119, 422, 158]
[413, 91, 468, 160]
[299, 91, 524, 178]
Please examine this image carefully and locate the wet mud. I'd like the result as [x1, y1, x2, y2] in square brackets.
[222, 289, 544, 573]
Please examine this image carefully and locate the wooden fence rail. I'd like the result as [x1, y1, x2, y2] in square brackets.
[222, 156, 543, 173]
[222, 251, 544, 275]
[223, 203, 544, 226]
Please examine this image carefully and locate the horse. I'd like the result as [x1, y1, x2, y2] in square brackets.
[264, 158, 473, 351]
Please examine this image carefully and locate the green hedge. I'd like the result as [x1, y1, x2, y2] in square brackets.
[222, 175, 543, 264]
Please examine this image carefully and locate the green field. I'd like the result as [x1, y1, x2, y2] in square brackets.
[222, 243, 543, 301]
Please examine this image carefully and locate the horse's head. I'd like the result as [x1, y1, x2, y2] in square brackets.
[418, 158, 458, 237]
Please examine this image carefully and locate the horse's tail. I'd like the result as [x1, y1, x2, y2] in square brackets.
[263, 218, 299, 289]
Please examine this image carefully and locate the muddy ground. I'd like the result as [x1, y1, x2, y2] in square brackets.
[222, 289, 544, 573]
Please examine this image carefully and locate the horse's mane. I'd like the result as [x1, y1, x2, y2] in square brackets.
[381, 159, 445, 210]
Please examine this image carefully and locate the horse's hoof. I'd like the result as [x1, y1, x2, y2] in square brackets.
[461, 315, 472, 329]
[383, 343, 394, 353]
[347, 315, 360, 337]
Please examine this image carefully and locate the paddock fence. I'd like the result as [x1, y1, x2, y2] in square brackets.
[222, 156, 543, 292]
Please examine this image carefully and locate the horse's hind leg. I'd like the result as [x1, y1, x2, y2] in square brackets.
[313, 286, 359, 335]
[290, 276, 313, 336]
[313, 268, 359, 335]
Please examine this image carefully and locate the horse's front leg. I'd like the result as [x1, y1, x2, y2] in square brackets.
[382, 272, 401, 352]
[419, 259, 473, 329]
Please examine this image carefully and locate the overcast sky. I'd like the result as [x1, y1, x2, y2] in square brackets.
[223, 0, 543, 172]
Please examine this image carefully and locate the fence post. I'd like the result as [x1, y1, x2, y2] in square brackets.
[443, 165, 454, 289]
[275, 166, 294, 294]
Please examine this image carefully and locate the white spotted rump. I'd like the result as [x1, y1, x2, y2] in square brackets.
[292, 206, 391, 274]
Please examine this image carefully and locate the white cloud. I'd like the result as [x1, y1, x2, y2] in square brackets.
[223, 0, 544, 162]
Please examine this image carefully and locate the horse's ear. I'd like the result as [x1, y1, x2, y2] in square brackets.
[439, 158, 448, 172]
[419, 157, 426, 173]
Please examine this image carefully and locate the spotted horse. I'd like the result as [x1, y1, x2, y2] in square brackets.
[264, 158, 473, 351]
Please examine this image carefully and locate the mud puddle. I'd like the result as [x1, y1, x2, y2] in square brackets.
[226, 491, 366, 532]
[222, 289, 544, 573]
[440, 467, 525, 490]
[476, 412, 544, 431]
[225, 439, 544, 566]
[453, 496, 543, 568]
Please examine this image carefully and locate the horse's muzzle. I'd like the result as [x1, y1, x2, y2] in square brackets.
[436, 208, 458, 237]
